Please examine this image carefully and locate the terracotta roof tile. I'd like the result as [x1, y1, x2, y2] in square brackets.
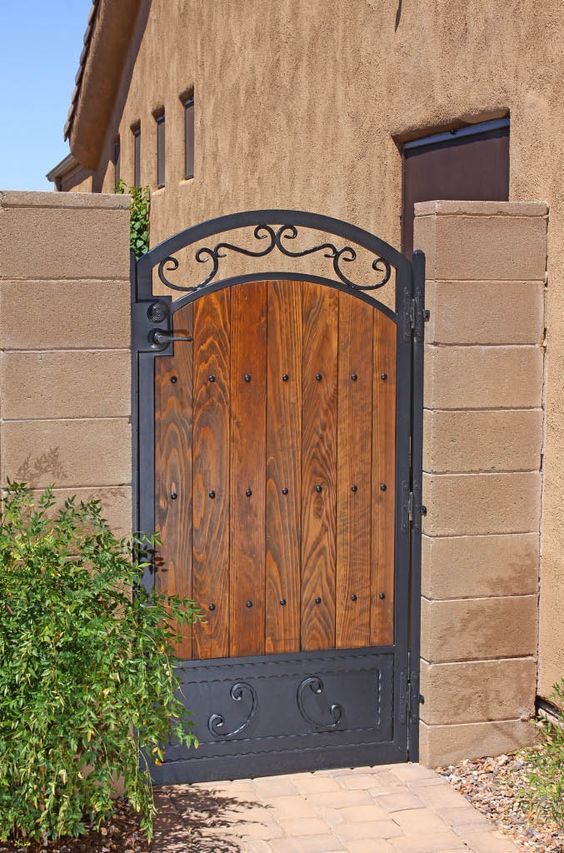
[64, 0, 101, 140]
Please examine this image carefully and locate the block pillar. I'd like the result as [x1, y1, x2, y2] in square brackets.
[413, 200, 547, 766]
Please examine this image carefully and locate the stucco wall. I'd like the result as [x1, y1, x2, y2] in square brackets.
[0, 192, 132, 534]
[415, 201, 547, 766]
[70, 0, 562, 700]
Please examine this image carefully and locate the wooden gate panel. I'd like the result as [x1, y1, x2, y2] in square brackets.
[229, 283, 268, 657]
[192, 290, 231, 659]
[301, 284, 339, 651]
[371, 311, 397, 646]
[336, 295, 374, 649]
[265, 280, 302, 654]
[154, 304, 194, 658]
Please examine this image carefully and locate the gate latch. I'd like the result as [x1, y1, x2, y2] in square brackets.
[133, 298, 193, 354]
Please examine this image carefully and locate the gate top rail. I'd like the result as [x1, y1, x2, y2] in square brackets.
[136, 209, 412, 301]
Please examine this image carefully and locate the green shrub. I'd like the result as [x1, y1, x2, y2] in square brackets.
[0, 483, 200, 844]
[522, 679, 564, 827]
[116, 179, 150, 258]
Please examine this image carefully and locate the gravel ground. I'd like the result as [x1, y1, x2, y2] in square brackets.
[0, 799, 148, 853]
[438, 751, 564, 852]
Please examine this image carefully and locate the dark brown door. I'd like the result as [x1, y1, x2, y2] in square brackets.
[402, 118, 510, 255]
[154, 280, 397, 661]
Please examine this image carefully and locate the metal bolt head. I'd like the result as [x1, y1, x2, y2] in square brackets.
[208, 374, 216, 383]
[351, 373, 358, 381]
[244, 373, 251, 382]
[380, 483, 387, 492]
[170, 492, 178, 500]
[315, 596, 322, 605]
[379, 592, 386, 600]
[381, 372, 388, 381]
[245, 488, 252, 497]
[281, 487, 289, 495]
[315, 372, 322, 381]
[282, 373, 289, 382]
[208, 490, 216, 499]
[208, 603, 216, 611]
[170, 375, 178, 384]
[315, 484, 322, 493]
[246, 600, 253, 608]
[351, 594, 358, 602]
[280, 599, 287, 606]
[351, 484, 358, 493]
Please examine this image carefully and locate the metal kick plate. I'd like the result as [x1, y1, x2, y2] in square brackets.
[150, 648, 396, 784]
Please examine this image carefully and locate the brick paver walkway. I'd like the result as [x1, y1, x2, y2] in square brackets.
[152, 764, 519, 852]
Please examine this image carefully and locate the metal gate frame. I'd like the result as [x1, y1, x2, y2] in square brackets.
[131, 210, 425, 782]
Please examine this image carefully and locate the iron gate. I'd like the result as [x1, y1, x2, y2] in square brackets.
[132, 210, 425, 784]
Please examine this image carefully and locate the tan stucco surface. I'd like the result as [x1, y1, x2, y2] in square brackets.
[69, 1, 562, 700]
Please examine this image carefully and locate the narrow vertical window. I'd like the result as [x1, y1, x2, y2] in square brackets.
[183, 94, 194, 179]
[132, 122, 141, 186]
[113, 136, 121, 187]
[155, 110, 165, 188]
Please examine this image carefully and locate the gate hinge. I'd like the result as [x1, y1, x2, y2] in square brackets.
[410, 297, 427, 339]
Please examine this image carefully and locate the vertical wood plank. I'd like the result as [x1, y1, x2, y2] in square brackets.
[301, 284, 338, 651]
[265, 280, 302, 653]
[371, 310, 397, 646]
[192, 290, 230, 659]
[229, 282, 267, 657]
[336, 295, 373, 649]
[154, 303, 194, 659]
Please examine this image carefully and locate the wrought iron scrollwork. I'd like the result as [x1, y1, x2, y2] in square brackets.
[207, 681, 258, 739]
[157, 224, 392, 293]
[297, 676, 343, 731]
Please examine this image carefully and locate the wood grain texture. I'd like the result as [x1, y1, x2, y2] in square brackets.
[154, 303, 194, 659]
[301, 284, 338, 651]
[192, 290, 231, 659]
[336, 295, 373, 649]
[265, 280, 302, 653]
[229, 283, 267, 657]
[371, 310, 397, 646]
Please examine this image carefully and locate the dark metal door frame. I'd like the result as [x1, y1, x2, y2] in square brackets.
[131, 210, 425, 781]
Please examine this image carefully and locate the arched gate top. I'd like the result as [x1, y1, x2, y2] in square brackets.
[136, 209, 413, 303]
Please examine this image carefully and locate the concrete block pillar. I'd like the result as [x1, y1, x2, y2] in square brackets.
[0, 191, 132, 533]
[413, 200, 547, 766]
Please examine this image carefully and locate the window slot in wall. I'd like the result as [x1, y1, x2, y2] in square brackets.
[113, 136, 121, 187]
[183, 94, 194, 179]
[132, 122, 141, 186]
[402, 116, 510, 255]
[155, 110, 165, 188]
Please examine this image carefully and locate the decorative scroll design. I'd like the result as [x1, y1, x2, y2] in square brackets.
[297, 676, 343, 731]
[157, 224, 392, 293]
[207, 681, 258, 739]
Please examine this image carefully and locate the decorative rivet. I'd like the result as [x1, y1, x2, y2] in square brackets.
[351, 373, 358, 381]
[208, 603, 216, 611]
[351, 484, 358, 493]
[170, 492, 178, 500]
[381, 372, 388, 381]
[281, 487, 289, 495]
[246, 600, 253, 608]
[208, 374, 216, 383]
[379, 592, 386, 600]
[244, 373, 251, 382]
[170, 375, 178, 384]
[351, 594, 358, 602]
[280, 599, 287, 606]
[315, 596, 322, 604]
[282, 373, 289, 382]
[380, 483, 387, 492]
[245, 488, 252, 497]
[315, 484, 322, 493]
[420, 505, 428, 516]
[315, 372, 322, 381]
[208, 490, 216, 499]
